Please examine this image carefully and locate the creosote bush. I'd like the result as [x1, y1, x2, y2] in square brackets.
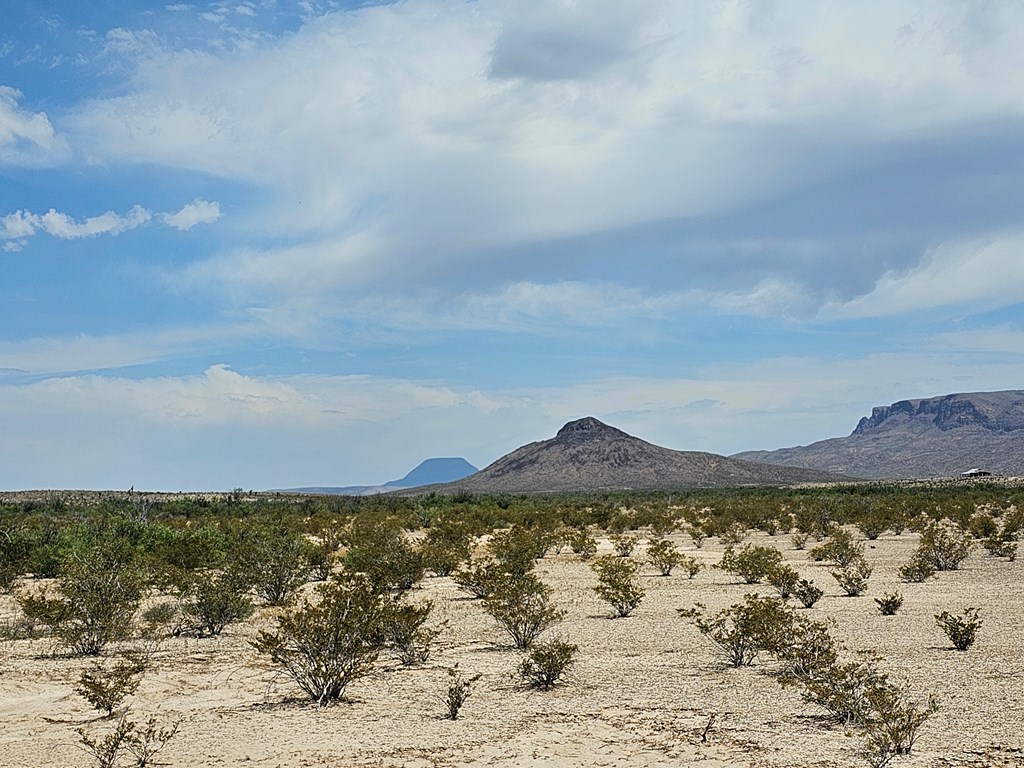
[832, 556, 873, 597]
[875, 592, 903, 616]
[251, 572, 392, 706]
[178, 568, 254, 637]
[442, 665, 480, 720]
[482, 571, 564, 648]
[646, 538, 684, 576]
[591, 555, 645, 618]
[18, 544, 145, 656]
[898, 552, 935, 583]
[517, 638, 578, 690]
[935, 607, 982, 651]
[74, 653, 148, 717]
[78, 714, 179, 768]
[809, 527, 864, 567]
[679, 594, 793, 667]
[717, 544, 784, 584]
[384, 600, 441, 666]
[794, 578, 824, 608]
[916, 519, 972, 572]
[766, 562, 801, 600]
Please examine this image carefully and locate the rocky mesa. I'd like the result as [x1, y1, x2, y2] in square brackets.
[734, 389, 1024, 479]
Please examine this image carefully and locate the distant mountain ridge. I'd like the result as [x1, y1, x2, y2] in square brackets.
[411, 416, 850, 494]
[278, 457, 478, 495]
[733, 390, 1024, 479]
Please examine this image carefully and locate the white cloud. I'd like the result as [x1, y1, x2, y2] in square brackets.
[64, 1, 1024, 308]
[0, 86, 68, 164]
[4, 339, 1024, 489]
[828, 232, 1024, 318]
[161, 198, 221, 230]
[1, 200, 221, 247]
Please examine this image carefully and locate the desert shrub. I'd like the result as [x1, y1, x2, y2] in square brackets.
[179, 569, 254, 637]
[766, 562, 801, 600]
[384, 599, 440, 666]
[968, 511, 999, 540]
[442, 665, 480, 720]
[488, 525, 551, 574]
[482, 571, 564, 648]
[860, 686, 938, 766]
[717, 544, 784, 584]
[646, 538, 684, 576]
[251, 572, 391, 706]
[898, 552, 935, 583]
[609, 533, 639, 557]
[305, 541, 336, 582]
[679, 594, 793, 668]
[517, 638, 578, 690]
[568, 528, 598, 560]
[935, 607, 982, 651]
[344, 522, 425, 592]
[875, 592, 903, 616]
[809, 527, 863, 567]
[776, 614, 838, 680]
[78, 716, 135, 768]
[139, 601, 182, 639]
[78, 715, 179, 768]
[18, 544, 146, 655]
[685, 523, 707, 549]
[74, 653, 147, 716]
[0, 525, 33, 593]
[794, 578, 824, 608]
[124, 716, 180, 768]
[790, 532, 809, 550]
[452, 557, 505, 599]
[918, 520, 972, 571]
[718, 522, 748, 547]
[982, 526, 1018, 561]
[232, 520, 310, 606]
[591, 555, 645, 618]
[789, 658, 889, 725]
[420, 527, 473, 577]
[680, 555, 704, 579]
[832, 556, 873, 597]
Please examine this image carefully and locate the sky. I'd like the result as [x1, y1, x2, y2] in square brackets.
[2, 0, 1024, 491]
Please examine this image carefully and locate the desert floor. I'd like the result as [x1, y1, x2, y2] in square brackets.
[1, 530, 1022, 768]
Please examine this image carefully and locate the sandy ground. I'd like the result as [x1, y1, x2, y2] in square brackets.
[1, 530, 1022, 768]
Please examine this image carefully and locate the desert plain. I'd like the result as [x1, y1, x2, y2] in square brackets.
[1, 523, 1022, 768]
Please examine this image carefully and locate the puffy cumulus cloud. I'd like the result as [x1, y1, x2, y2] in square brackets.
[1, 200, 221, 248]
[828, 232, 1024, 318]
[0, 86, 68, 164]
[160, 198, 221, 230]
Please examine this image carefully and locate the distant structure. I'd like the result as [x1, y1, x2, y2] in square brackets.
[959, 468, 992, 477]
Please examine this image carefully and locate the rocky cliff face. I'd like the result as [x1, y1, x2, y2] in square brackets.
[852, 392, 1024, 435]
[736, 390, 1024, 479]
[412, 417, 849, 494]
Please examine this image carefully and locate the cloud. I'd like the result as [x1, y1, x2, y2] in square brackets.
[0, 86, 68, 164]
[1, 200, 221, 248]
[828, 232, 1024, 318]
[160, 198, 221, 230]
[4, 335, 1024, 489]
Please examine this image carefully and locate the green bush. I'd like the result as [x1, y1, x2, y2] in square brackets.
[344, 521, 425, 592]
[809, 527, 863, 567]
[935, 607, 981, 651]
[517, 638, 578, 690]
[793, 578, 824, 608]
[384, 599, 441, 666]
[646, 538, 684, 576]
[766, 562, 801, 600]
[482, 571, 564, 648]
[917, 520, 972, 571]
[874, 592, 903, 616]
[717, 544, 784, 584]
[452, 557, 504, 599]
[232, 519, 310, 606]
[442, 665, 480, 720]
[17, 544, 145, 655]
[74, 653, 147, 716]
[832, 556, 873, 597]
[591, 555, 645, 618]
[179, 569, 254, 637]
[568, 529, 598, 560]
[898, 552, 935, 583]
[679, 594, 793, 668]
[251, 572, 391, 706]
[609, 533, 639, 557]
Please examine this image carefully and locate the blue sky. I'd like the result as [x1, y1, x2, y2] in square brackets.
[3, 1, 1024, 491]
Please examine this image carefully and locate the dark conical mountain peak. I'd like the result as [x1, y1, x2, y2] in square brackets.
[555, 417, 629, 440]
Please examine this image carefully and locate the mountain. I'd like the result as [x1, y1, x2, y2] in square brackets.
[383, 457, 479, 488]
[277, 457, 478, 495]
[412, 417, 850, 494]
[733, 390, 1024, 479]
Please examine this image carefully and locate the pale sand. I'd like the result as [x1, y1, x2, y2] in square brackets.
[1, 531, 1022, 767]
